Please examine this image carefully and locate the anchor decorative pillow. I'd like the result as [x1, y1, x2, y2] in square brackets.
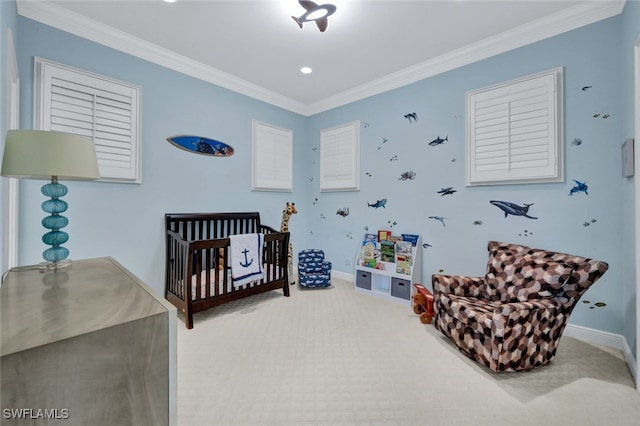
[229, 233, 264, 287]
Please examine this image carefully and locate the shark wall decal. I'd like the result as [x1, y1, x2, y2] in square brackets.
[490, 200, 538, 219]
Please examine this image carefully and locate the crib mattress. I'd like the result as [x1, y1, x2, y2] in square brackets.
[188, 266, 282, 301]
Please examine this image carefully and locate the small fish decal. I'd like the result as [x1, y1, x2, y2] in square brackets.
[490, 200, 538, 219]
[603, 114, 610, 119]
[472, 220, 483, 226]
[569, 180, 588, 196]
[422, 243, 432, 249]
[581, 86, 592, 91]
[368, 199, 387, 209]
[571, 138, 583, 146]
[437, 187, 457, 196]
[593, 113, 601, 118]
[336, 207, 350, 217]
[364, 123, 370, 128]
[389, 155, 398, 162]
[399, 170, 416, 181]
[428, 136, 448, 147]
[429, 216, 447, 227]
[404, 112, 418, 123]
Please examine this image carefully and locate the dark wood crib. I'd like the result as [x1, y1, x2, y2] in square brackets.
[165, 212, 290, 329]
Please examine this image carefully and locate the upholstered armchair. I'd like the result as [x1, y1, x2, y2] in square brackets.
[298, 249, 332, 288]
[433, 241, 608, 372]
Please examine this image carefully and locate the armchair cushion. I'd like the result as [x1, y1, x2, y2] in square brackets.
[485, 253, 573, 303]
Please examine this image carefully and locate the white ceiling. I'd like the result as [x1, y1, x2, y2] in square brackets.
[18, 0, 625, 115]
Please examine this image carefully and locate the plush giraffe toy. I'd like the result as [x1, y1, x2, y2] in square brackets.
[280, 202, 297, 285]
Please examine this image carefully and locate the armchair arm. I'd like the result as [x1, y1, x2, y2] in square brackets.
[492, 298, 565, 338]
[321, 261, 332, 274]
[432, 274, 486, 298]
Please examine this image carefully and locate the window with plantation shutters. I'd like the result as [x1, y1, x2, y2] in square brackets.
[466, 68, 563, 186]
[252, 120, 293, 192]
[320, 121, 359, 191]
[35, 57, 141, 183]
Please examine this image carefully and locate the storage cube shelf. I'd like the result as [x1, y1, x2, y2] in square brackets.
[354, 233, 422, 304]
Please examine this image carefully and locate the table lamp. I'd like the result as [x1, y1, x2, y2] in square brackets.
[1, 130, 100, 271]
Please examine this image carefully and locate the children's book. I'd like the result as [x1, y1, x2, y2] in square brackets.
[380, 240, 395, 262]
[395, 241, 413, 274]
[401, 234, 420, 247]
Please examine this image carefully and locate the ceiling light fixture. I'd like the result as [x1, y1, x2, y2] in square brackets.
[291, 0, 337, 33]
[301, 67, 313, 74]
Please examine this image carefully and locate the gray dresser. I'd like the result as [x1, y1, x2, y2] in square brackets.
[1, 257, 176, 425]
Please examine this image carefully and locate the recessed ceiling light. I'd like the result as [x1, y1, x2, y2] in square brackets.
[300, 67, 313, 74]
[163, 0, 176, 3]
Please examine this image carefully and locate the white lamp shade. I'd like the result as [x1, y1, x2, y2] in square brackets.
[1, 130, 100, 180]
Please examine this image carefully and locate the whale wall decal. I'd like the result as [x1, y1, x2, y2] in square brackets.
[490, 200, 538, 219]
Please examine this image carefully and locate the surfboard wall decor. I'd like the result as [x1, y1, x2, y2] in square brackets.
[167, 135, 235, 157]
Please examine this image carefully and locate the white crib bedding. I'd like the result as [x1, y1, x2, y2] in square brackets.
[188, 266, 282, 301]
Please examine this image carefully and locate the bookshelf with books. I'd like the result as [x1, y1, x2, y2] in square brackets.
[354, 232, 422, 304]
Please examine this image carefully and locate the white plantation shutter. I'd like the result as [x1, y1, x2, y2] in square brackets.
[252, 120, 293, 192]
[320, 121, 359, 191]
[35, 58, 141, 183]
[466, 68, 563, 185]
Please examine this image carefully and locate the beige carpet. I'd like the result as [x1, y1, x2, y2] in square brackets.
[177, 278, 640, 425]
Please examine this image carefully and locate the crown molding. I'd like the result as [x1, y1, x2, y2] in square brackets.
[16, 0, 307, 115]
[304, 0, 626, 115]
[17, 0, 625, 117]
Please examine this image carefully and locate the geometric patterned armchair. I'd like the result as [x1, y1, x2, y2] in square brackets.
[298, 249, 332, 288]
[433, 241, 608, 372]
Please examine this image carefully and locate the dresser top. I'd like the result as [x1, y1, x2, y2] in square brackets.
[1, 257, 173, 356]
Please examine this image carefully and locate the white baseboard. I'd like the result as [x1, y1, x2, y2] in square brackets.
[564, 323, 637, 383]
[333, 271, 637, 385]
[331, 270, 354, 282]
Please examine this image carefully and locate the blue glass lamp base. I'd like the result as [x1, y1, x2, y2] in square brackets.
[41, 178, 72, 271]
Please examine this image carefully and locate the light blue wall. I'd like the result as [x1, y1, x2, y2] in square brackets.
[304, 14, 630, 335]
[16, 16, 306, 292]
[620, 0, 640, 355]
[10, 6, 638, 339]
[0, 0, 18, 274]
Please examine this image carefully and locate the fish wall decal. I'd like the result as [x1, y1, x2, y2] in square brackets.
[368, 199, 387, 208]
[437, 187, 457, 196]
[429, 216, 447, 227]
[428, 136, 448, 146]
[404, 112, 418, 123]
[569, 180, 588, 195]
